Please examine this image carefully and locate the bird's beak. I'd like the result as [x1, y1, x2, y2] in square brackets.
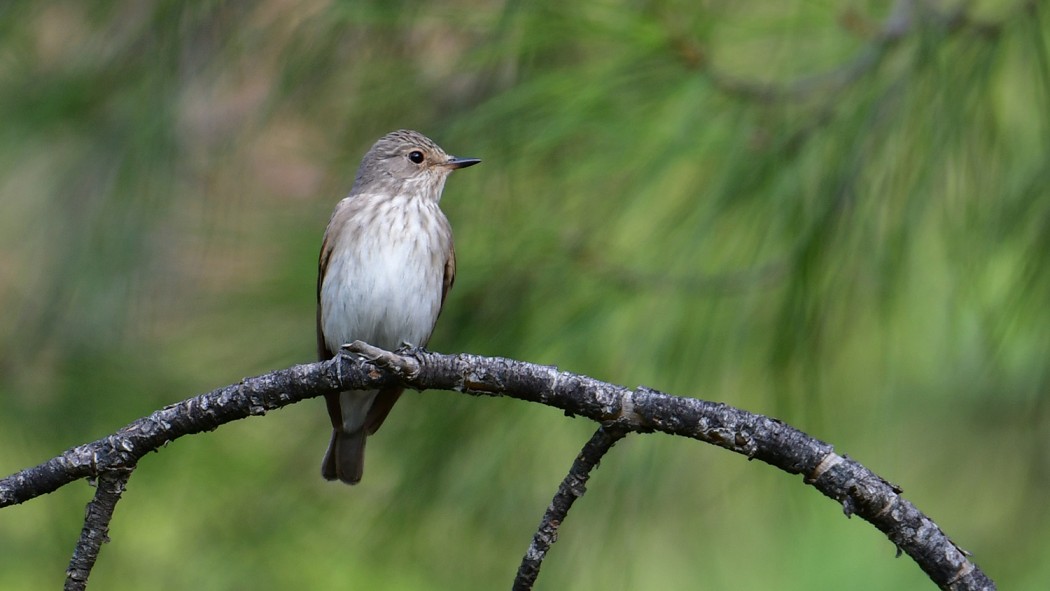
[445, 156, 481, 170]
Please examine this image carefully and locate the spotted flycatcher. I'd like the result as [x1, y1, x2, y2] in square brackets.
[316, 129, 480, 485]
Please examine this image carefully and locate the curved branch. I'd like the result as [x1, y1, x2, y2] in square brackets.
[64, 470, 131, 591]
[0, 344, 996, 590]
[0, 359, 364, 508]
[513, 425, 629, 590]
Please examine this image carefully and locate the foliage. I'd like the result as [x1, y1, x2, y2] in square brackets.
[1, 1, 1047, 589]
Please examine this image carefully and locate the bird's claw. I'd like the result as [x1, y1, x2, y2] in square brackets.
[340, 341, 421, 379]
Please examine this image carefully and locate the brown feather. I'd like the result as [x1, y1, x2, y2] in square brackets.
[316, 229, 335, 362]
[441, 242, 456, 309]
[364, 387, 404, 435]
[316, 229, 343, 434]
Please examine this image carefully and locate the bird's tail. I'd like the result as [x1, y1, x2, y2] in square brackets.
[321, 428, 367, 485]
[320, 387, 402, 485]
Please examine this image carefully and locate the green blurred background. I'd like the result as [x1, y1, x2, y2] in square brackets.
[1, 1, 1047, 589]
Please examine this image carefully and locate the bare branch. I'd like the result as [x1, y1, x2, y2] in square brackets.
[514, 425, 629, 590]
[0, 348, 996, 590]
[0, 357, 374, 508]
[64, 470, 132, 591]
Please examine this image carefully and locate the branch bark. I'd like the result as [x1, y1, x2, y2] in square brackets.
[513, 425, 629, 590]
[0, 343, 996, 590]
[64, 470, 131, 591]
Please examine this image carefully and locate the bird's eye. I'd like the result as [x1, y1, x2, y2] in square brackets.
[408, 150, 425, 164]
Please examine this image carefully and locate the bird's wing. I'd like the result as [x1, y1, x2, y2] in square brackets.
[316, 227, 336, 362]
[317, 223, 344, 432]
[441, 241, 456, 309]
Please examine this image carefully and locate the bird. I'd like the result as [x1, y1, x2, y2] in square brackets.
[316, 129, 480, 484]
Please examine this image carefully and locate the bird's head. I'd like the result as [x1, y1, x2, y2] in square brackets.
[354, 129, 480, 200]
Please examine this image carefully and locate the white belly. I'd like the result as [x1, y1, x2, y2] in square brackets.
[319, 195, 450, 353]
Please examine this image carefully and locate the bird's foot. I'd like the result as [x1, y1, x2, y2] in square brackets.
[396, 341, 427, 356]
[341, 341, 421, 379]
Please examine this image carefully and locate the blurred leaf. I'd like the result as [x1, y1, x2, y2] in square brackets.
[1, 1, 1048, 590]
